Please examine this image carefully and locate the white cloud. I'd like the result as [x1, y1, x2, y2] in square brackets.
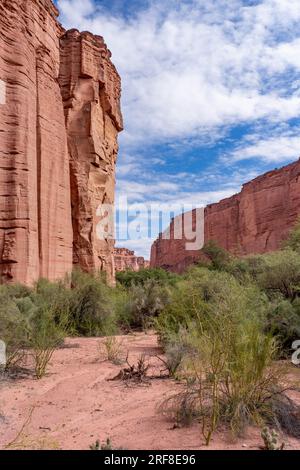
[226, 126, 300, 163]
[57, 0, 300, 256]
[58, 0, 300, 146]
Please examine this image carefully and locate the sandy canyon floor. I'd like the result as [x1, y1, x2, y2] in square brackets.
[0, 332, 300, 451]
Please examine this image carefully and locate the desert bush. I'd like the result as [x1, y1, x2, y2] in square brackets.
[116, 268, 179, 288]
[100, 336, 124, 365]
[159, 269, 297, 444]
[284, 218, 300, 253]
[157, 329, 192, 378]
[156, 268, 267, 344]
[125, 279, 171, 329]
[265, 300, 300, 354]
[201, 240, 232, 271]
[255, 249, 300, 301]
[29, 306, 66, 379]
[5, 283, 32, 300]
[69, 270, 116, 336]
[0, 287, 29, 370]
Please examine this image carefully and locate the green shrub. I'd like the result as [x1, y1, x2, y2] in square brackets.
[156, 267, 267, 344]
[201, 240, 232, 271]
[256, 249, 300, 301]
[162, 297, 290, 444]
[69, 270, 116, 336]
[0, 287, 30, 370]
[116, 268, 179, 288]
[284, 218, 300, 253]
[29, 305, 66, 379]
[125, 279, 171, 329]
[265, 300, 300, 354]
[158, 267, 297, 443]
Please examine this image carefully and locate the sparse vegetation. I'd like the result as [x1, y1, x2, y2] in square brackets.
[109, 354, 151, 385]
[261, 427, 285, 450]
[100, 336, 125, 365]
[1, 222, 300, 448]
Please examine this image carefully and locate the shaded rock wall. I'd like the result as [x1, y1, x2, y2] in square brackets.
[114, 248, 150, 272]
[59, 30, 123, 284]
[151, 159, 300, 273]
[0, 0, 122, 285]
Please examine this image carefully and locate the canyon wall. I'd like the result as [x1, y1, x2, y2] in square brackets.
[59, 29, 123, 284]
[151, 159, 300, 273]
[0, 0, 122, 285]
[114, 248, 150, 272]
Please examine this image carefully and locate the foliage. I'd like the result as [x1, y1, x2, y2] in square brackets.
[255, 249, 300, 301]
[265, 300, 300, 354]
[201, 239, 232, 271]
[0, 287, 29, 370]
[261, 427, 284, 450]
[158, 267, 297, 444]
[100, 336, 124, 365]
[284, 218, 300, 253]
[69, 270, 117, 336]
[29, 305, 67, 379]
[116, 268, 179, 288]
[125, 280, 171, 329]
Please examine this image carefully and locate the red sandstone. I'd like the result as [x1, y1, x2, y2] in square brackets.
[0, 0, 122, 285]
[114, 247, 150, 272]
[151, 159, 300, 273]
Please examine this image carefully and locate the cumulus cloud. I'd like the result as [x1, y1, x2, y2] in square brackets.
[226, 126, 300, 163]
[58, 0, 300, 146]
[57, 0, 300, 256]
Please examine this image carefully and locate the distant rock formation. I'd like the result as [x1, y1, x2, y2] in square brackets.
[114, 248, 150, 272]
[0, 0, 122, 285]
[151, 159, 300, 273]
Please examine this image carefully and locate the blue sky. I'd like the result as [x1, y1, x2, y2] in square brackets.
[56, 0, 300, 258]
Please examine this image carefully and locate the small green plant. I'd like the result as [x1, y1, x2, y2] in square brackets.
[30, 307, 66, 379]
[90, 438, 122, 450]
[261, 427, 284, 450]
[100, 336, 124, 365]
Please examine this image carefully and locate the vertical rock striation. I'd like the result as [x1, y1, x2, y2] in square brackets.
[59, 30, 123, 284]
[151, 159, 300, 273]
[0, 1, 122, 285]
[114, 248, 149, 272]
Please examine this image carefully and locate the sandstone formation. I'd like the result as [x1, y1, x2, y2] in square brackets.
[0, 0, 122, 285]
[59, 29, 123, 284]
[114, 248, 150, 272]
[151, 159, 300, 273]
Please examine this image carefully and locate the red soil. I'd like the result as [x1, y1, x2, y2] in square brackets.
[0, 333, 300, 450]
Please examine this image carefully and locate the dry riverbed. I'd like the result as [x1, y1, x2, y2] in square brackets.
[0, 332, 300, 450]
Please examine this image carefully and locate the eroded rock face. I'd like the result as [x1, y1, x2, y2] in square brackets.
[0, 1, 122, 285]
[114, 248, 150, 272]
[59, 30, 123, 285]
[151, 159, 300, 273]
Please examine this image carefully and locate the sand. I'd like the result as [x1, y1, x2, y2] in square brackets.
[0, 333, 300, 450]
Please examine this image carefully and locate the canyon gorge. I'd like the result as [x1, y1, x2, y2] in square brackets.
[151, 159, 300, 273]
[0, 0, 123, 285]
[1, 1, 300, 284]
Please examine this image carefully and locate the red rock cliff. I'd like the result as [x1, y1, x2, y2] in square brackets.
[151, 159, 300, 273]
[0, 0, 122, 285]
[114, 248, 150, 272]
[59, 29, 123, 284]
